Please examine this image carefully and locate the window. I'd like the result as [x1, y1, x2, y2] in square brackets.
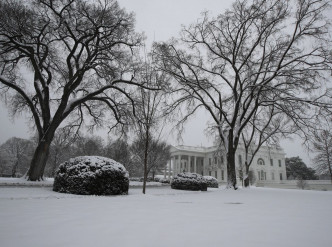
[214, 157, 217, 164]
[238, 155, 242, 166]
[270, 159, 274, 166]
[280, 173, 283, 180]
[221, 170, 224, 180]
[278, 160, 282, 167]
[261, 170, 265, 180]
[215, 171, 218, 179]
[209, 171, 211, 176]
[209, 158, 211, 166]
[257, 158, 265, 166]
[272, 172, 275, 180]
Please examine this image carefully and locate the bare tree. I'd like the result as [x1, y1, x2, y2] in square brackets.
[46, 127, 78, 177]
[0, 0, 149, 180]
[131, 136, 170, 180]
[153, 0, 331, 189]
[74, 135, 104, 156]
[131, 58, 169, 193]
[104, 138, 137, 175]
[312, 128, 332, 183]
[240, 104, 295, 187]
[0, 137, 34, 177]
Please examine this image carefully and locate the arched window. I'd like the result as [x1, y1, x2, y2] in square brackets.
[257, 158, 265, 166]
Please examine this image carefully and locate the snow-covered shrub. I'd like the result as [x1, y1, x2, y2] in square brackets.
[204, 176, 219, 188]
[171, 173, 207, 191]
[53, 156, 129, 195]
[139, 177, 154, 182]
[159, 178, 170, 184]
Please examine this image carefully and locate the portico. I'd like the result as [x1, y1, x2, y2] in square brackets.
[167, 144, 287, 184]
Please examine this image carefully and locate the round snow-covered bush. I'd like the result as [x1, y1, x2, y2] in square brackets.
[159, 178, 170, 184]
[204, 176, 219, 188]
[53, 156, 129, 195]
[171, 173, 207, 191]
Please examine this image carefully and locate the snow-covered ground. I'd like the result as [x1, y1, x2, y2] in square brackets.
[1, 186, 331, 247]
[0, 177, 165, 187]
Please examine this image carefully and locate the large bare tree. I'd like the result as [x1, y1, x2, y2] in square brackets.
[153, 0, 331, 189]
[0, 0, 148, 180]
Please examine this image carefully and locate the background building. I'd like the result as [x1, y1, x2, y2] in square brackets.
[167, 145, 287, 185]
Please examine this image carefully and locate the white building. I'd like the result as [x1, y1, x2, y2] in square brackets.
[166, 145, 287, 184]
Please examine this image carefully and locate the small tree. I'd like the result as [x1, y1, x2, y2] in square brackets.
[240, 105, 294, 187]
[131, 137, 171, 179]
[74, 135, 104, 157]
[46, 127, 78, 177]
[297, 177, 308, 190]
[104, 138, 137, 176]
[0, 137, 34, 177]
[132, 59, 168, 194]
[311, 129, 332, 183]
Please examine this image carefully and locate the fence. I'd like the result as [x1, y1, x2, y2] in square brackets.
[256, 180, 332, 191]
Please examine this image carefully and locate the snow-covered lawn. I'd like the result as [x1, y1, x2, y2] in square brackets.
[0, 177, 165, 187]
[1, 186, 331, 247]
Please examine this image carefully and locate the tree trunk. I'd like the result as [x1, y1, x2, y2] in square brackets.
[225, 130, 237, 189]
[226, 148, 237, 189]
[11, 160, 18, 177]
[27, 134, 53, 181]
[142, 127, 150, 194]
[244, 163, 250, 187]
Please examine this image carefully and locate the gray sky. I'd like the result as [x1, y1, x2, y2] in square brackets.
[0, 0, 315, 165]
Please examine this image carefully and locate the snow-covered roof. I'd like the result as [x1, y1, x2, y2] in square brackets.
[170, 145, 217, 154]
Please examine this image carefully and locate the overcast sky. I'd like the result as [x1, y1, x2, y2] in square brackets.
[0, 0, 316, 165]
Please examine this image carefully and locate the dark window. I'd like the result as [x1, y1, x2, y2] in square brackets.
[221, 170, 224, 180]
[278, 160, 282, 167]
[270, 159, 273, 166]
[280, 173, 283, 180]
[238, 155, 242, 166]
[257, 158, 265, 166]
[215, 171, 218, 179]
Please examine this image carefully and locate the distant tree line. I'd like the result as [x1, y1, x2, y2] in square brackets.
[0, 133, 170, 178]
[286, 157, 318, 181]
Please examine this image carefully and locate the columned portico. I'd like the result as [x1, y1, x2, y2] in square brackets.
[168, 144, 286, 184]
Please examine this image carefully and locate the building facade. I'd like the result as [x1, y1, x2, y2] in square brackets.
[166, 145, 287, 184]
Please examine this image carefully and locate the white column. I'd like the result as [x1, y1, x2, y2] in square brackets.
[188, 156, 191, 173]
[168, 159, 171, 179]
[194, 156, 197, 173]
[176, 156, 179, 175]
[164, 160, 167, 179]
[179, 155, 182, 173]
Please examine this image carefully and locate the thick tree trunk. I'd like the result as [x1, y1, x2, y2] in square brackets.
[226, 147, 237, 189]
[244, 163, 250, 187]
[27, 135, 53, 181]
